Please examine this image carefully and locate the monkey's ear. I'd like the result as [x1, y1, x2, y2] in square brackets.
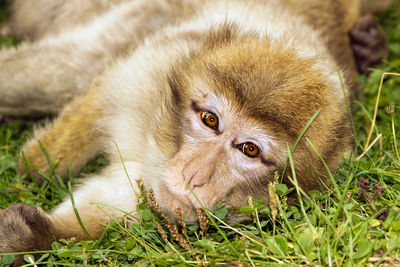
[203, 23, 239, 50]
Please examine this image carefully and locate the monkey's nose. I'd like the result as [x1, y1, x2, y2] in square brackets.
[183, 161, 216, 188]
[187, 171, 209, 188]
[181, 144, 222, 188]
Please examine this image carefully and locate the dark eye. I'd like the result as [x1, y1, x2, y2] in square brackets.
[240, 142, 260, 157]
[201, 111, 219, 129]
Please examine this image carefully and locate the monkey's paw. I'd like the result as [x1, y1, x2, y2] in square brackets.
[0, 204, 54, 265]
[350, 15, 388, 74]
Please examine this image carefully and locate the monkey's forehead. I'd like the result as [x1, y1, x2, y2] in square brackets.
[177, 64, 327, 138]
[166, 26, 346, 140]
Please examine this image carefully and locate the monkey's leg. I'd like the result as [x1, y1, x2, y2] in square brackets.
[350, 15, 388, 74]
[0, 38, 109, 116]
[0, 0, 198, 116]
[17, 87, 104, 184]
[3, 0, 128, 40]
[0, 163, 139, 265]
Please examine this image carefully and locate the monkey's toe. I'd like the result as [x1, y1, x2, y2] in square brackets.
[350, 15, 388, 74]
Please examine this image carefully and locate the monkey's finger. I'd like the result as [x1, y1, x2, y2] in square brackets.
[368, 50, 389, 66]
[350, 29, 377, 47]
[352, 44, 371, 59]
[354, 15, 378, 31]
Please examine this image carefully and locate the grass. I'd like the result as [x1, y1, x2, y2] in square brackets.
[1, 3, 400, 267]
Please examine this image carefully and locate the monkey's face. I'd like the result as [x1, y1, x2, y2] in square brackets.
[150, 27, 351, 221]
[159, 91, 280, 221]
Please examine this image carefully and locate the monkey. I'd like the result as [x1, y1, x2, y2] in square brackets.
[0, 0, 391, 263]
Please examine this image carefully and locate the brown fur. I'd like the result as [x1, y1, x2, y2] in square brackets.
[0, 0, 391, 262]
[283, 0, 360, 95]
[0, 204, 55, 265]
[18, 82, 105, 183]
[170, 25, 351, 193]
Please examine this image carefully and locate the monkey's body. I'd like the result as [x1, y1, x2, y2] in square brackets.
[0, 0, 389, 259]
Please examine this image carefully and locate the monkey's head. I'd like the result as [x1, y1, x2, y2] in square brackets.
[149, 26, 352, 221]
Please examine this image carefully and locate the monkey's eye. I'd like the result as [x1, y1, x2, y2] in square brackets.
[200, 111, 219, 129]
[236, 142, 260, 158]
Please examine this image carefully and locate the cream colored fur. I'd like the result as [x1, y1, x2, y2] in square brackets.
[0, 0, 388, 243]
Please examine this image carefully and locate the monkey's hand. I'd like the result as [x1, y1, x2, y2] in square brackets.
[350, 15, 388, 74]
[0, 204, 54, 266]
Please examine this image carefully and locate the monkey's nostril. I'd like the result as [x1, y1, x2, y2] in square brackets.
[183, 167, 197, 184]
[191, 175, 210, 188]
[187, 172, 197, 186]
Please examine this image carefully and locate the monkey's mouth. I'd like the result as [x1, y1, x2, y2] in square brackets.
[158, 183, 201, 222]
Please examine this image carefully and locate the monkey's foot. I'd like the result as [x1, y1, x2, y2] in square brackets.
[350, 15, 388, 74]
[0, 204, 54, 266]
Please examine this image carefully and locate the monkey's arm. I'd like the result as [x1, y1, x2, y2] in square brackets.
[18, 86, 105, 184]
[0, 163, 140, 265]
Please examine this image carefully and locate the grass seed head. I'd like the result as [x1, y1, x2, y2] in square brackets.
[196, 208, 209, 237]
[175, 207, 187, 236]
[385, 105, 395, 115]
[358, 177, 377, 210]
[164, 217, 178, 241]
[155, 222, 169, 244]
[176, 233, 193, 251]
[148, 188, 162, 213]
[268, 181, 278, 223]
[358, 177, 370, 191]
[136, 179, 148, 205]
[165, 219, 193, 250]
[372, 182, 384, 199]
[281, 194, 288, 211]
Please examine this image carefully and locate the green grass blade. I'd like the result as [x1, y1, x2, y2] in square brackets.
[280, 109, 320, 183]
[67, 181, 94, 240]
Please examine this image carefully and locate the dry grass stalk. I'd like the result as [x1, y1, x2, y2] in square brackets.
[136, 179, 148, 205]
[268, 181, 277, 224]
[147, 188, 193, 251]
[165, 219, 193, 250]
[148, 188, 162, 213]
[175, 207, 187, 236]
[363, 72, 400, 157]
[196, 208, 209, 237]
[166, 220, 179, 241]
[155, 221, 169, 244]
